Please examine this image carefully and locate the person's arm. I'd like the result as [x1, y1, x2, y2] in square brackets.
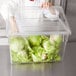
[0, 0, 19, 33]
[8, 0, 20, 33]
[9, 16, 19, 33]
[5, 0, 19, 33]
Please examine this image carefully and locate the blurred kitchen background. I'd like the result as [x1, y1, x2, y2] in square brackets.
[0, 0, 76, 45]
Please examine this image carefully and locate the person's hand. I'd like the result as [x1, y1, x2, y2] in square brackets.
[41, 2, 56, 15]
[41, 2, 53, 9]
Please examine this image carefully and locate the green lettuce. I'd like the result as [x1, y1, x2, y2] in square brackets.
[28, 35, 42, 46]
[9, 35, 62, 63]
[10, 36, 25, 52]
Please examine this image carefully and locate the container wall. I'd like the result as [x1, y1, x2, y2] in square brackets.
[9, 34, 68, 64]
[7, 6, 71, 64]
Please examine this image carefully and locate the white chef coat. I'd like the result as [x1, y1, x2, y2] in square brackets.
[0, 0, 59, 34]
[0, 0, 48, 33]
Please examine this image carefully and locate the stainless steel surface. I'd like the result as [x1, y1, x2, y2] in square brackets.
[66, 0, 76, 41]
[0, 42, 76, 76]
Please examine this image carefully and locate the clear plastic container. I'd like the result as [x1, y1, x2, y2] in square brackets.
[8, 6, 71, 64]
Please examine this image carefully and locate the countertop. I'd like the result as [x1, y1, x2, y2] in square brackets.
[0, 42, 76, 76]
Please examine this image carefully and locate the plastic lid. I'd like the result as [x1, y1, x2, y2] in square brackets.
[8, 6, 71, 36]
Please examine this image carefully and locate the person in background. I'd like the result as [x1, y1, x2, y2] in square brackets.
[0, 0, 57, 33]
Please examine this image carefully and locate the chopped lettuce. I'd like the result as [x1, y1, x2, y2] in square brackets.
[28, 35, 42, 46]
[11, 51, 29, 63]
[41, 35, 49, 40]
[9, 35, 62, 63]
[10, 36, 25, 52]
[50, 35, 62, 47]
[42, 40, 56, 54]
[54, 54, 61, 62]
[32, 46, 46, 62]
